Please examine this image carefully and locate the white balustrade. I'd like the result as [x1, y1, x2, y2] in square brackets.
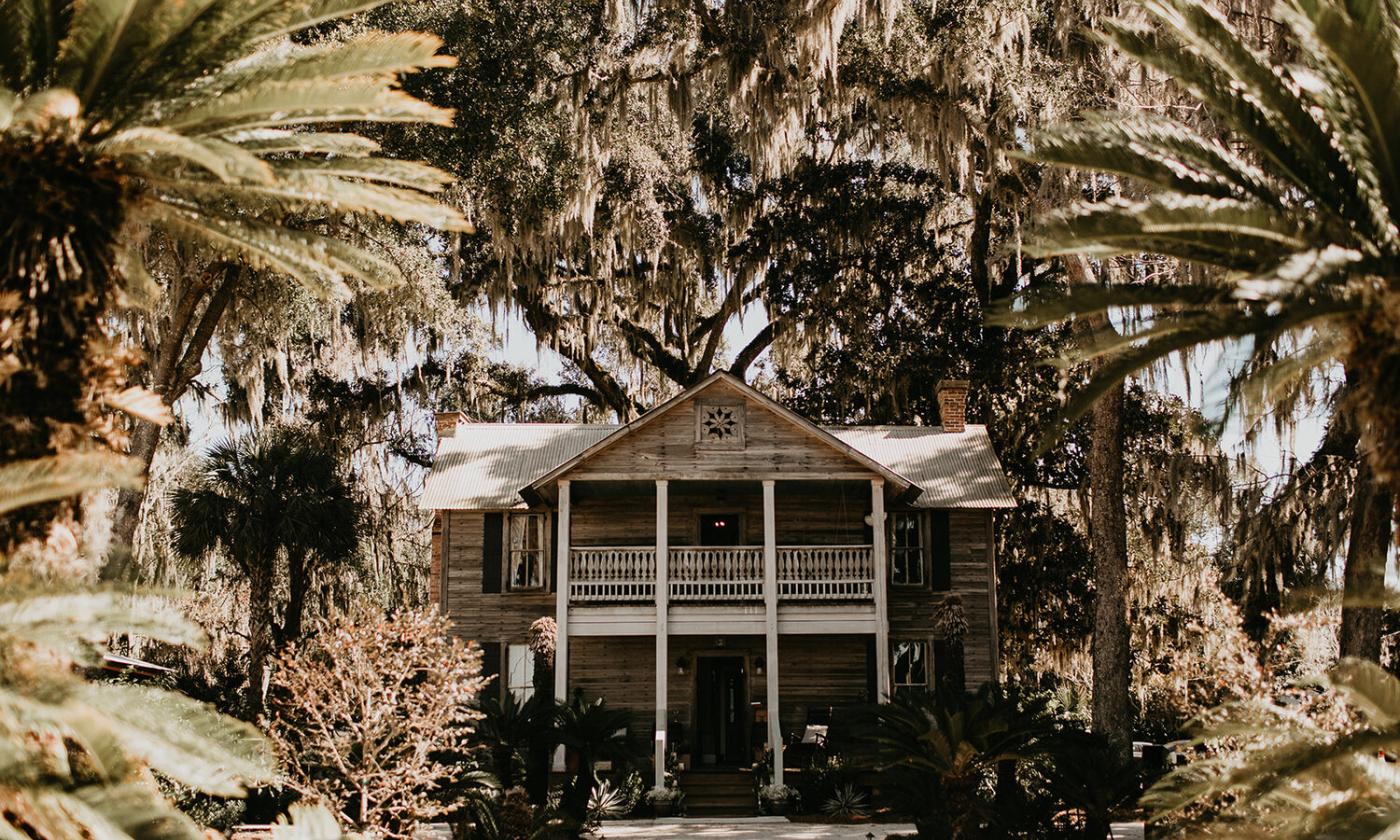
[568, 547, 656, 602]
[668, 547, 764, 601]
[777, 545, 875, 600]
[568, 544, 875, 603]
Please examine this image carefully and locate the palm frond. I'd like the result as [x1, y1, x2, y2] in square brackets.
[0, 590, 205, 662]
[98, 127, 275, 184]
[232, 129, 380, 156]
[0, 452, 144, 516]
[78, 683, 276, 795]
[1025, 196, 1308, 269]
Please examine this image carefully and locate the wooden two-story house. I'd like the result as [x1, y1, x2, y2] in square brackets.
[421, 373, 1014, 795]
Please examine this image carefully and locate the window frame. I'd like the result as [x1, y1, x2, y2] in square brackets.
[694, 400, 746, 449]
[892, 639, 931, 694]
[505, 512, 548, 592]
[889, 511, 926, 587]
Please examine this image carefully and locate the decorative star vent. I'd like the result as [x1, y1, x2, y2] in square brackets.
[696, 401, 745, 448]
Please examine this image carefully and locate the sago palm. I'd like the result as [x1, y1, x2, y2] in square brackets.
[0, 0, 467, 550]
[0, 447, 277, 839]
[170, 426, 359, 714]
[1145, 658, 1400, 838]
[996, 0, 1400, 499]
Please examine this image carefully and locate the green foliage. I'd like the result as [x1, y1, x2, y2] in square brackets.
[1145, 658, 1400, 838]
[553, 696, 636, 827]
[999, 0, 1400, 492]
[0, 461, 280, 839]
[820, 784, 871, 820]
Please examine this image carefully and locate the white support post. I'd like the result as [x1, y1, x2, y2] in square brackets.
[763, 480, 782, 786]
[871, 479, 891, 701]
[654, 479, 669, 789]
[553, 480, 570, 771]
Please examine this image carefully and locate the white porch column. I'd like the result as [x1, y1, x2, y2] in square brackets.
[554, 480, 571, 771]
[763, 480, 782, 786]
[871, 479, 891, 701]
[654, 480, 669, 789]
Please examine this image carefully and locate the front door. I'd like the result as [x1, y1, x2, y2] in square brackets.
[695, 656, 748, 766]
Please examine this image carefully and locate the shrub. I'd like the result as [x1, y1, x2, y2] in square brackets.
[821, 784, 871, 820]
[266, 606, 487, 839]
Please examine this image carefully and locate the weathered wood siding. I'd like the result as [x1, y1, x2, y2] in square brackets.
[563, 634, 869, 755]
[888, 509, 997, 687]
[567, 380, 878, 481]
[570, 482, 869, 546]
[440, 510, 555, 644]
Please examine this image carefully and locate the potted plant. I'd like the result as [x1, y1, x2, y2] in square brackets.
[759, 783, 797, 817]
[647, 786, 682, 818]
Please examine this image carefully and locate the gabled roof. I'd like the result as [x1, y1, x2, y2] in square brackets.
[524, 372, 917, 496]
[419, 375, 1017, 511]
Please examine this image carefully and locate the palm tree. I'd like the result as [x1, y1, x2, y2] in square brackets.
[995, 0, 1400, 653]
[170, 426, 359, 714]
[850, 686, 1060, 839]
[0, 0, 468, 551]
[553, 696, 636, 828]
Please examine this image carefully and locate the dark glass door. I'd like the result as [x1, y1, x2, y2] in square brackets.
[695, 656, 748, 766]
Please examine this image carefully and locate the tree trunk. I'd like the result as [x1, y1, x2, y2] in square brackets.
[283, 551, 309, 645]
[1340, 456, 1394, 661]
[100, 421, 162, 582]
[247, 559, 276, 716]
[103, 264, 240, 581]
[1089, 371, 1132, 762]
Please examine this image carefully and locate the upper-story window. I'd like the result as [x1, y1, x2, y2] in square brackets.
[507, 513, 547, 590]
[891, 512, 925, 586]
[696, 401, 745, 449]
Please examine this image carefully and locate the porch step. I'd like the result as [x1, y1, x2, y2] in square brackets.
[679, 770, 757, 817]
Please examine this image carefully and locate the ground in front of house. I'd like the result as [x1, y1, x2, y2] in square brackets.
[596, 818, 1148, 840]
[597, 817, 915, 839]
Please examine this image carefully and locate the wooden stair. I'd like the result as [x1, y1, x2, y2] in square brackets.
[679, 769, 757, 817]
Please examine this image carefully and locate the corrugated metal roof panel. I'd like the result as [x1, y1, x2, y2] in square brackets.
[421, 422, 1015, 510]
[828, 426, 1016, 508]
[420, 424, 615, 510]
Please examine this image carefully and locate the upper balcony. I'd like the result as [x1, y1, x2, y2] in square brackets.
[568, 544, 874, 604]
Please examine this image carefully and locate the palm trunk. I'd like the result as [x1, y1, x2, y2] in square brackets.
[247, 559, 276, 716]
[1089, 371, 1132, 762]
[283, 551, 309, 644]
[1340, 456, 1394, 661]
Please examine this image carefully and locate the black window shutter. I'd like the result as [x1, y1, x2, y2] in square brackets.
[482, 513, 503, 593]
[550, 512, 559, 593]
[865, 636, 877, 702]
[481, 641, 502, 699]
[931, 510, 952, 591]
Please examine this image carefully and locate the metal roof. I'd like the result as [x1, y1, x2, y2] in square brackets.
[421, 422, 1015, 510]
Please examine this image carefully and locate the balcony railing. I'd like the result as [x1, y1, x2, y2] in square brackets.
[567, 545, 874, 603]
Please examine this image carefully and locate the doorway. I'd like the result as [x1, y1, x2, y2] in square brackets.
[695, 656, 748, 766]
[698, 512, 743, 545]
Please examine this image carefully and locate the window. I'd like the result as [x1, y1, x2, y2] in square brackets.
[507, 513, 547, 590]
[507, 643, 535, 701]
[696, 401, 745, 448]
[892, 640, 929, 693]
[891, 512, 924, 586]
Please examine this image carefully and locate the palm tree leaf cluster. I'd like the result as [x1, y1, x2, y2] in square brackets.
[995, 0, 1400, 495]
[1, 448, 278, 840]
[0, 0, 467, 552]
[0, 0, 468, 299]
[1145, 658, 1400, 838]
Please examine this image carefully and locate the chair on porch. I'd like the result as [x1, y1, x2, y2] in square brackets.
[782, 705, 833, 769]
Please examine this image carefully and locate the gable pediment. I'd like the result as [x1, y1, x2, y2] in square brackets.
[527, 373, 916, 491]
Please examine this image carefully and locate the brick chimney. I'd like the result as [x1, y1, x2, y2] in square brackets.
[936, 380, 969, 433]
[435, 411, 465, 439]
